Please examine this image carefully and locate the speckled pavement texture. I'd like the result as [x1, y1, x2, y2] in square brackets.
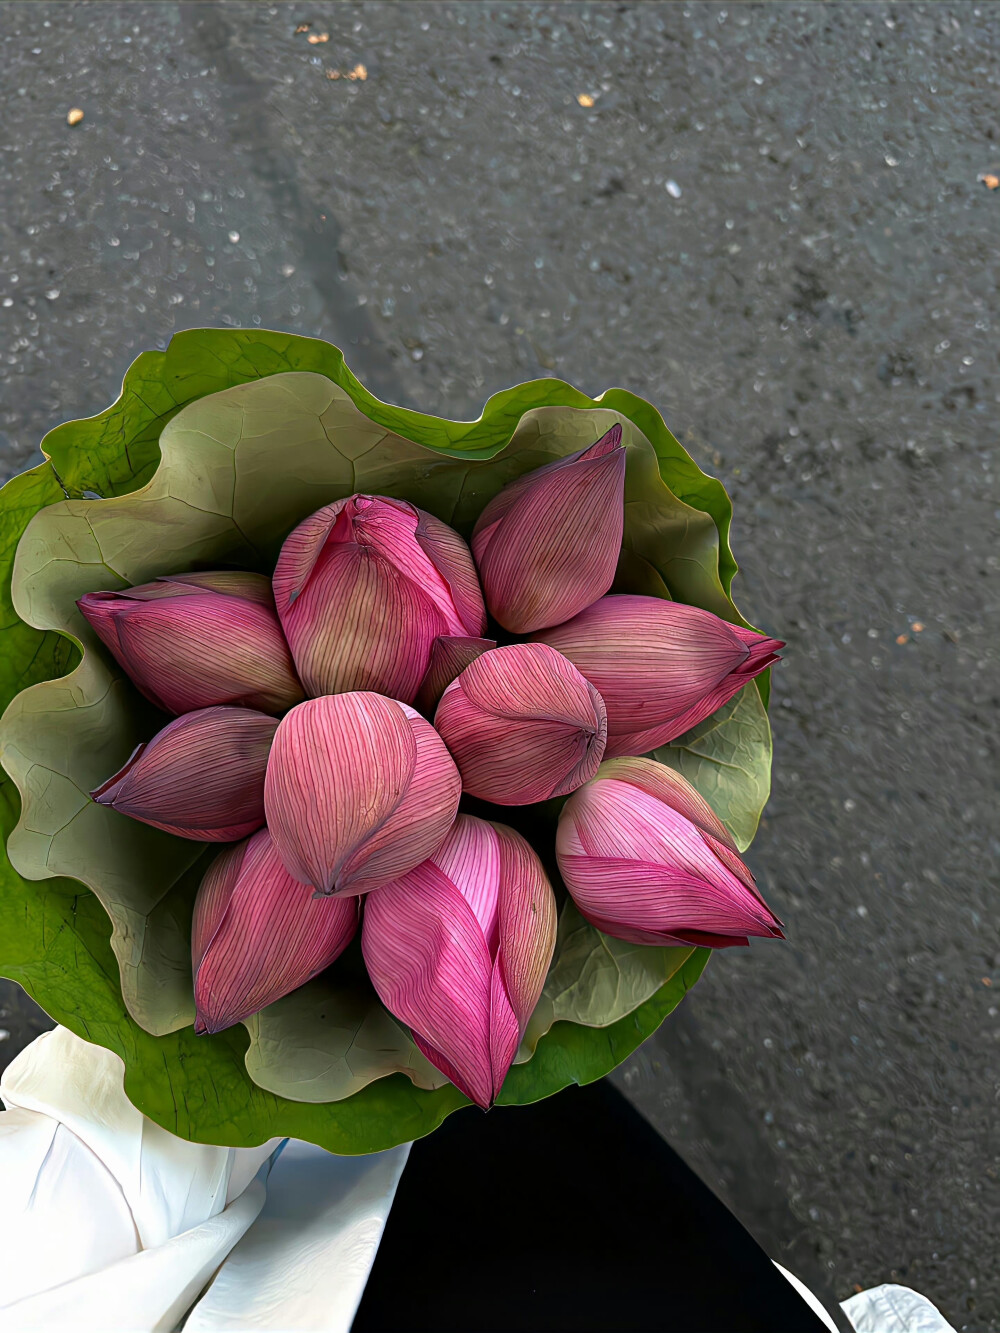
[0, 5, 996, 1328]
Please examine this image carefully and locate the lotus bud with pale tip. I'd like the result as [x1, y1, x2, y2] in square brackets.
[192, 827, 358, 1035]
[77, 570, 304, 716]
[264, 692, 462, 897]
[556, 757, 783, 949]
[535, 593, 784, 755]
[470, 424, 626, 633]
[362, 814, 557, 1109]
[91, 705, 277, 841]
[272, 494, 486, 704]
[434, 643, 607, 805]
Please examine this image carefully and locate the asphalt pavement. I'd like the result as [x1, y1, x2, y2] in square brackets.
[1, 4, 997, 1328]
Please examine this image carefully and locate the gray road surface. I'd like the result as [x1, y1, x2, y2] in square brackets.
[1, 4, 997, 1328]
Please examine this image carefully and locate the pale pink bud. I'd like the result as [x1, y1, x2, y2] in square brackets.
[264, 692, 462, 896]
[413, 634, 496, 716]
[77, 571, 303, 716]
[91, 706, 276, 841]
[192, 827, 357, 1035]
[470, 425, 626, 633]
[535, 594, 783, 755]
[272, 495, 486, 704]
[556, 756, 783, 948]
[362, 815, 557, 1108]
[434, 643, 607, 805]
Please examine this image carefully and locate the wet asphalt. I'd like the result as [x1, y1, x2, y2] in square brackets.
[0, 4, 997, 1328]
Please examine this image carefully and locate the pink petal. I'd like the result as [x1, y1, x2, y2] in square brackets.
[414, 509, 488, 636]
[91, 706, 275, 841]
[362, 862, 495, 1109]
[414, 635, 495, 717]
[471, 426, 626, 633]
[337, 703, 462, 895]
[264, 693, 417, 894]
[160, 570, 277, 607]
[557, 853, 780, 948]
[489, 960, 521, 1102]
[193, 828, 358, 1034]
[596, 756, 738, 851]
[77, 582, 303, 716]
[492, 821, 557, 1032]
[434, 644, 607, 805]
[536, 594, 777, 753]
[431, 814, 502, 950]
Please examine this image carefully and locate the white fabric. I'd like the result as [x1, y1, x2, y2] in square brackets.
[183, 1139, 409, 1330]
[841, 1284, 958, 1333]
[0, 1027, 407, 1332]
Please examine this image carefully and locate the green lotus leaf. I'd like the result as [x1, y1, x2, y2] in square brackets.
[244, 973, 449, 1103]
[654, 683, 772, 852]
[0, 329, 769, 1151]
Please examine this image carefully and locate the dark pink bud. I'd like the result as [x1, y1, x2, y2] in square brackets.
[192, 827, 358, 1035]
[471, 426, 626, 633]
[434, 643, 607, 805]
[535, 594, 783, 755]
[90, 706, 276, 841]
[556, 757, 783, 949]
[272, 496, 486, 704]
[362, 815, 557, 1108]
[77, 571, 303, 716]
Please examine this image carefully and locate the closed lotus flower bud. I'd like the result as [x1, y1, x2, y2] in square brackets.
[192, 827, 358, 1035]
[264, 692, 462, 897]
[434, 643, 607, 805]
[78, 571, 303, 716]
[90, 706, 277, 841]
[272, 495, 486, 704]
[363, 815, 557, 1109]
[536, 594, 784, 756]
[557, 757, 783, 949]
[471, 425, 626, 633]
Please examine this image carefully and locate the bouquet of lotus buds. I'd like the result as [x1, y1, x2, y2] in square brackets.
[0, 331, 782, 1151]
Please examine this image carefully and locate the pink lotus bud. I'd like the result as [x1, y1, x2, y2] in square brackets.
[556, 756, 783, 949]
[272, 495, 486, 704]
[192, 827, 357, 1035]
[90, 705, 277, 841]
[264, 692, 462, 896]
[413, 634, 496, 716]
[362, 815, 557, 1108]
[434, 643, 607, 805]
[470, 425, 626, 633]
[77, 571, 303, 716]
[535, 594, 783, 755]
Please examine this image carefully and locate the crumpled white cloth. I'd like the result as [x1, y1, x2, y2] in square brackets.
[0, 1027, 408, 1332]
[841, 1284, 958, 1333]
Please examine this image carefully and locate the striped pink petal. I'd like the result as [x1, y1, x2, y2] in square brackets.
[91, 705, 276, 841]
[434, 643, 607, 804]
[77, 575, 303, 716]
[536, 594, 784, 755]
[414, 634, 495, 717]
[556, 762, 782, 948]
[471, 425, 626, 633]
[361, 815, 556, 1108]
[362, 860, 495, 1108]
[272, 495, 485, 703]
[264, 693, 460, 896]
[192, 828, 358, 1034]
